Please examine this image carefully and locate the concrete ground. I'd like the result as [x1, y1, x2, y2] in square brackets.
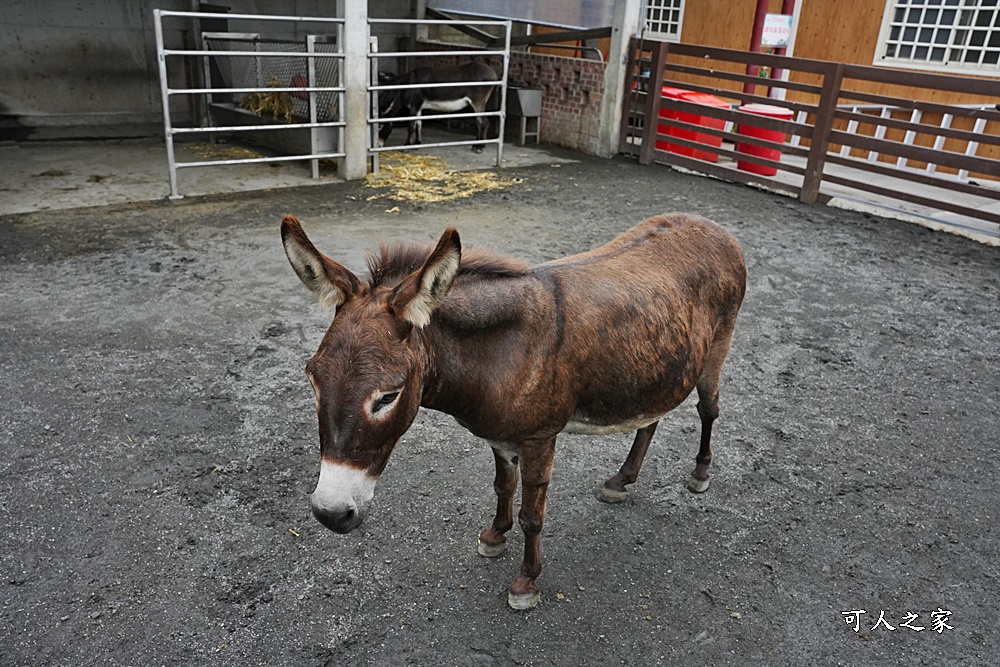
[1, 139, 997, 666]
[620, 136, 999, 246]
[0, 129, 575, 216]
[761, 142, 1000, 244]
[0, 127, 996, 248]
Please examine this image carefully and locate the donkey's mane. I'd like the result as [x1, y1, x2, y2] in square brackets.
[366, 241, 531, 288]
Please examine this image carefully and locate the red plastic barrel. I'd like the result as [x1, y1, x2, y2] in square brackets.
[656, 87, 729, 163]
[735, 103, 794, 176]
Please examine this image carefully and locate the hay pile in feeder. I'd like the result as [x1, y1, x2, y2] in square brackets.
[240, 77, 295, 123]
[365, 152, 521, 203]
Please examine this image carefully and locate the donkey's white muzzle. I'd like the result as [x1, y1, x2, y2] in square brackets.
[310, 461, 376, 534]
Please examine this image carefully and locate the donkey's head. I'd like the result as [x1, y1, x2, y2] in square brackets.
[280, 215, 461, 533]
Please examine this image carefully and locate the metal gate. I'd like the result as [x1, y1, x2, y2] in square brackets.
[367, 17, 511, 171]
[154, 10, 511, 198]
[154, 9, 347, 199]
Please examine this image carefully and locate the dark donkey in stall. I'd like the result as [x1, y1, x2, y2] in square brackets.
[281, 212, 746, 610]
[378, 61, 499, 152]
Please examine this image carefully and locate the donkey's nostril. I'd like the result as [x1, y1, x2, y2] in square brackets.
[311, 502, 363, 534]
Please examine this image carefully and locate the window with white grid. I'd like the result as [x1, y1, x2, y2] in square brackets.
[644, 0, 685, 41]
[876, 0, 1000, 75]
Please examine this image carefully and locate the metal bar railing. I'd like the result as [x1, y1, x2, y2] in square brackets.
[368, 18, 510, 26]
[367, 17, 510, 170]
[155, 9, 347, 198]
[369, 50, 505, 59]
[367, 111, 501, 125]
[169, 87, 346, 95]
[370, 81, 502, 91]
[173, 121, 346, 134]
[161, 49, 344, 58]
[173, 152, 343, 169]
[369, 138, 499, 153]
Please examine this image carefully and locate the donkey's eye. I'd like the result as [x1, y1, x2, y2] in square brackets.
[372, 391, 400, 413]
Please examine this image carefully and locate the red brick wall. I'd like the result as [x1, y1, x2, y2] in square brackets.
[508, 52, 605, 154]
[411, 42, 607, 155]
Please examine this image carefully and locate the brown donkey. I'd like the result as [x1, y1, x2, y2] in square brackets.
[281, 213, 746, 610]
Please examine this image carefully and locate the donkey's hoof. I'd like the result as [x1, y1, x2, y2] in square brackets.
[477, 538, 507, 558]
[508, 575, 540, 610]
[687, 475, 711, 493]
[599, 485, 628, 503]
[507, 589, 541, 610]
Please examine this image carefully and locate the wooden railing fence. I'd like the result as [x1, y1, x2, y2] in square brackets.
[620, 39, 1000, 231]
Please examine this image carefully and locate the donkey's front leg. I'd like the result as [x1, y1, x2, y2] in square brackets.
[471, 116, 487, 153]
[478, 445, 519, 557]
[508, 437, 555, 611]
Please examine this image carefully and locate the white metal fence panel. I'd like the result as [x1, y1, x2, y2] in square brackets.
[367, 17, 511, 171]
[154, 10, 346, 198]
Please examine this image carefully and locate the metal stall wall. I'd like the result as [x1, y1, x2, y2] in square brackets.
[368, 18, 511, 170]
[154, 10, 346, 198]
[155, 10, 510, 196]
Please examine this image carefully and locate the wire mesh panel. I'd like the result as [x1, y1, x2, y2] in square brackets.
[204, 35, 341, 121]
[154, 9, 349, 198]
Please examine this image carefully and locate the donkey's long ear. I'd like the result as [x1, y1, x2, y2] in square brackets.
[281, 215, 362, 310]
[389, 228, 461, 328]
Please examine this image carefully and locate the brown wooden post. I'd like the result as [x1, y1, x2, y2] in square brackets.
[801, 62, 844, 204]
[638, 40, 669, 166]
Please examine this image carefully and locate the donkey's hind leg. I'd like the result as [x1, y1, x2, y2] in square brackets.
[688, 320, 737, 493]
[599, 422, 659, 503]
[406, 112, 423, 145]
[688, 387, 718, 493]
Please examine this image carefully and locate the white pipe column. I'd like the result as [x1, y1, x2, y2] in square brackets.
[338, 0, 369, 180]
[597, 0, 642, 158]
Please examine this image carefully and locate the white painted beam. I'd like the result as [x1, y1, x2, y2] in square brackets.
[597, 0, 642, 158]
